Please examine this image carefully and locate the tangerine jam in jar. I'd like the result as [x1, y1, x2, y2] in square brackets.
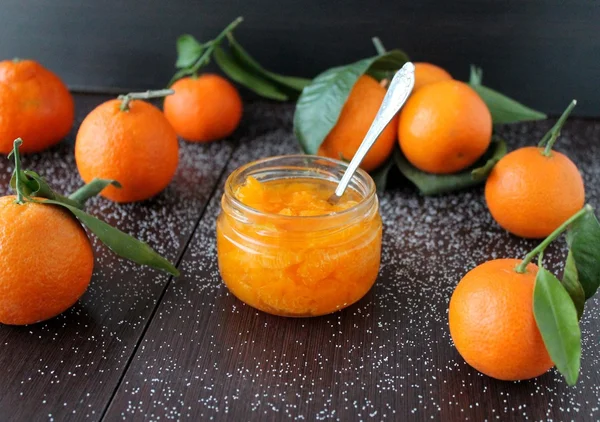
[216, 156, 382, 317]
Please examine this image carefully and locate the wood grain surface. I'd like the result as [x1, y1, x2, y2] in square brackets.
[0, 96, 598, 421]
[0, 94, 236, 421]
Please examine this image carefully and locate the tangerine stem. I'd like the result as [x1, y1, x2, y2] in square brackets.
[515, 204, 593, 273]
[372, 37, 387, 55]
[168, 16, 243, 86]
[190, 16, 244, 74]
[11, 138, 25, 204]
[540, 99, 577, 156]
[118, 89, 174, 111]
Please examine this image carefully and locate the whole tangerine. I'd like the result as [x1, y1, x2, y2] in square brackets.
[398, 80, 492, 174]
[449, 258, 554, 381]
[0, 196, 94, 325]
[75, 95, 179, 203]
[164, 74, 243, 142]
[485, 146, 584, 238]
[317, 75, 397, 172]
[0, 59, 74, 154]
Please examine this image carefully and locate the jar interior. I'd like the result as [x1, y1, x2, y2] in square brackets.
[227, 155, 376, 218]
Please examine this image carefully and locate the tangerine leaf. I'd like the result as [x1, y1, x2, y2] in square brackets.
[370, 156, 394, 193]
[293, 50, 408, 154]
[227, 34, 311, 93]
[471, 84, 546, 124]
[69, 178, 122, 206]
[533, 267, 581, 386]
[566, 209, 600, 299]
[175, 34, 205, 69]
[213, 46, 288, 101]
[468, 65, 546, 124]
[10, 169, 38, 197]
[38, 199, 180, 277]
[469, 65, 484, 86]
[394, 139, 506, 195]
[562, 251, 586, 320]
[471, 138, 507, 181]
[12, 170, 82, 209]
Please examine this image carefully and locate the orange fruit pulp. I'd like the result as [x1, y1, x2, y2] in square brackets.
[0, 196, 94, 325]
[217, 176, 382, 317]
[449, 259, 553, 381]
[317, 75, 397, 172]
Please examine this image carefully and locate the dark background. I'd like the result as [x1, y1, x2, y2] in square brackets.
[1, 0, 599, 116]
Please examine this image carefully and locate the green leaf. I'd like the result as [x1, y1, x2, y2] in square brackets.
[366, 49, 410, 82]
[38, 199, 180, 276]
[471, 84, 547, 124]
[227, 34, 311, 92]
[293, 51, 408, 154]
[12, 170, 82, 209]
[471, 138, 507, 181]
[175, 35, 205, 69]
[566, 209, 600, 299]
[469, 65, 483, 86]
[213, 46, 288, 101]
[394, 139, 506, 195]
[533, 267, 581, 386]
[10, 169, 38, 197]
[468, 66, 546, 124]
[69, 178, 122, 206]
[367, 51, 410, 72]
[370, 157, 394, 193]
[562, 251, 586, 320]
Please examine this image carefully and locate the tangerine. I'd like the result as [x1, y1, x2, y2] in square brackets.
[398, 80, 492, 174]
[413, 62, 452, 91]
[485, 102, 584, 238]
[485, 146, 584, 238]
[164, 74, 243, 142]
[75, 95, 179, 203]
[449, 258, 554, 381]
[317, 75, 397, 172]
[0, 59, 74, 154]
[0, 196, 94, 325]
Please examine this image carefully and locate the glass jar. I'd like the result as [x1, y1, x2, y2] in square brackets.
[216, 155, 382, 317]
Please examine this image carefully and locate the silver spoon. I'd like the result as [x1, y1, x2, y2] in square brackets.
[328, 62, 415, 204]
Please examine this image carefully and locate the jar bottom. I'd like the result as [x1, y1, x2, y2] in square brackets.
[220, 269, 379, 317]
[217, 227, 382, 317]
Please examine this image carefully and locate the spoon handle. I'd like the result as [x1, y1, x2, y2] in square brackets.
[332, 62, 415, 200]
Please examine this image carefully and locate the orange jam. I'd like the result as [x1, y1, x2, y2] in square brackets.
[234, 176, 362, 216]
[216, 155, 382, 317]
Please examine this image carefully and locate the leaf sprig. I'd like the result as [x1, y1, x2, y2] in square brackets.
[469, 66, 547, 124]
[292, 37, 546, 194]
[513, 204, 600, 385]
[8, 139, 179, 276]
[393, 138, 507, 196]
[170, 17, 310, 100]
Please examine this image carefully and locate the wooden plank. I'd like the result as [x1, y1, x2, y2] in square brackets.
[0, 94, 235, 421]
[105, 109, 600, 421]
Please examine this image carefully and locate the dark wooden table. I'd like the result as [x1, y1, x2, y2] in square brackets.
[0, 94, 598, 422]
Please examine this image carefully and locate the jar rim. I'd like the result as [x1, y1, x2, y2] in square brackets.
[224, 154, 377, 221]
